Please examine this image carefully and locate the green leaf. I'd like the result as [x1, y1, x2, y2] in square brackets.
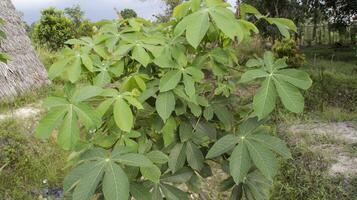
[169, 143, 187, 173]
[273, 78, 304, 113]
[240, 69, 268, 83]
[209, 7, 242, 40]
[81, 54, 93, 72]
[230, 142, 252, 184]
[206, 135, 239, 159]
[275, 69, 312, 90]
[240, 3, 262, 18]
[114, 98, 133, 132]
[35, 108, 67, 139]
[183, 73, 195, 97]
[161, 183, 189, 200]
[48, 59, 68, 79]
[179, 122, 193, 142]
[213, 105, 233, 129]
[246, 140, 278, 180]
[173, 2, 190, 19]
[160, 70, 182, 92]
[103, 162, 129, 200]
[115, 153, 153, 167]
[238, 117, 264, 137]
[64, 163, 94, 192]
[156, 91, 176, 122]
[72, 161, 105, 200]
[140, 165, 161, 183]
[67, 57, 82, 83]
[186, 10, 210, 48]
[146, 150, 169, 164]
[130, 183, 152, 200]
[253, 77, 277, 119]
[73, 103, 101, 129]
[132, 45, 151, 67]
[244, 170, 272, 200]
[94, 71, 111, 86]
[72, 86, 103, 102]
[246, 58, 263, 68]
[186, 141, 204, 171]
[161, 117, 177, 147]
[57, 107, 80, 150]
[248, 134, 292, 159]
[161, 167, 193, 183]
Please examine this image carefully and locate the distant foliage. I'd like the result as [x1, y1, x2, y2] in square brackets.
[32, 7, 76, 51]
[32, 6, 95, 51]
[273, 39, 305, 67]
[120, 8, 138, 19]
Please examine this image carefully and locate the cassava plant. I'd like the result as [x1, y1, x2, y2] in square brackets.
[36, 1, 312, 199]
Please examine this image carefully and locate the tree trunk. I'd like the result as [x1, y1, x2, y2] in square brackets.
[0, 0, 49, 101]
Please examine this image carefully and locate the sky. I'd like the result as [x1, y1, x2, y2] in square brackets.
[12, 0, 237, 24]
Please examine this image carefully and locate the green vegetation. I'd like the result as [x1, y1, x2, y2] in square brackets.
[272, 39, 306, 67]
[273, 131, 357, 200]
[34, 1, 307, 199]
[120, 8, 137, 19]
[0, 119, 66, 199]
[32, 6, 95, 51]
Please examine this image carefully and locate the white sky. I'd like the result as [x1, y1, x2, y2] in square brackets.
[12, 0, 237, 23]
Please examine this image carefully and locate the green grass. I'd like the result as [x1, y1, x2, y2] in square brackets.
[272, 130, 357, 200]
[0, 119, 67, 199]
[0, 83, 63, 112]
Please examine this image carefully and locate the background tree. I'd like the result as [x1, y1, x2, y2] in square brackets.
[120, 8, 138, 19]
[32, 7, 75, 51]
[155, 0, 183, 22]
[64, 4, 84, 26]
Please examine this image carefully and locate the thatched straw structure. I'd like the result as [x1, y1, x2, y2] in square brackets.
[0, 0, 49, 102]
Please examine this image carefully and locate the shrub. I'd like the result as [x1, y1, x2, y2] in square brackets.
[272, 39, 306, 67]
[120, 8, 138, 19]
[37, 1, 311, 199]
[32, 7, 76, 51]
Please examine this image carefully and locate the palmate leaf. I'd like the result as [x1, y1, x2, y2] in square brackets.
[241, 51, 312, 119]
[36, 87, 102, 150]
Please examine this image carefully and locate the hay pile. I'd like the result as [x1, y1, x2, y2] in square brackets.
[0, 0, 49, 101]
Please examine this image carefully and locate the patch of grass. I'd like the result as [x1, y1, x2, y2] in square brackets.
[302, 46, 357, 63]
[277, 106, 357, 124]
[0, 119, 66, 199]
[272, 132, 357, 200]
[0, 84, 63, 112]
